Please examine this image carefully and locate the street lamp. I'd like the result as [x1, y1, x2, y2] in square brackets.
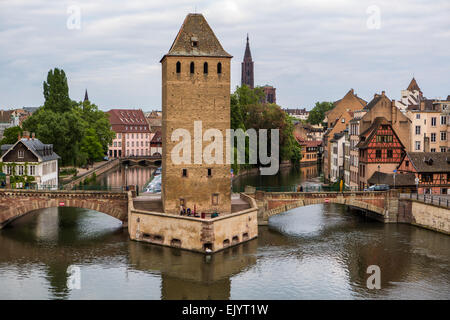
[377, 165, 381, 185]
[125, 164, 128, 190]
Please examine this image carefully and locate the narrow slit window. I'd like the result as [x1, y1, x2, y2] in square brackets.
[203, 62, 208, 74]
[217, 62, 222, 74]
[207, 168, 212, 177]
[176, 61, 181, 73]
[182, 169, 187, 177]
[212, 193, 219, 205]
[190, 62, 195, 74]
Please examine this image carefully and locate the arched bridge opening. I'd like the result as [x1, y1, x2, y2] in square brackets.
[0, 190, 130, 229]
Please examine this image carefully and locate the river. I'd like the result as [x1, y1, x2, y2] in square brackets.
[0, 164, 449, 299]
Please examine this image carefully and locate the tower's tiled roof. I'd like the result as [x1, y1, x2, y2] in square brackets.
[162, 13, 232, 60]
[407, 77, 421, 92]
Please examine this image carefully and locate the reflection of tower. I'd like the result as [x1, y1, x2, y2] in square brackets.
[241, 34, 254, 89]
[36, 207, 59, 242]
[162, 277, 230, 300]
[128, 238, 258, 299]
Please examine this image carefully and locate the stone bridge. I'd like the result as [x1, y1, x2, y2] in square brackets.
[252, 190, 400, 225]
[120, 155, 161, 167]
[0, 189, 131, 229]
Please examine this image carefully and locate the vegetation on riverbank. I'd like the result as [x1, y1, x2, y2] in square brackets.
[230, 85, 301, 174]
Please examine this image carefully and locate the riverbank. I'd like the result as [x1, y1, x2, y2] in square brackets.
[62, 159, 120, 189]
[232, 161, 294, 182]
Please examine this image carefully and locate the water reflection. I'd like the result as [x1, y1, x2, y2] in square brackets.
[96, 165, 154, 189]
[0, 200, 449, 299]
[232, 164, 320, 192]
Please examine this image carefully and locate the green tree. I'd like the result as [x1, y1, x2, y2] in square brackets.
[307, 101, 334, 125]
[0, 126, 23, 145]
[230, 85, 302, 171]
[23, 68, 115, 166]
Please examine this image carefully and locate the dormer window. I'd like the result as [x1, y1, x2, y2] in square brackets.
[18, 150, 24, 158]
[191, 37, 198, 48]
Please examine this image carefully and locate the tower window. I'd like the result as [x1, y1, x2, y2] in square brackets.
[190, 62, 195, 74]
[212, 193, 219, 205]
[203, 62, 208, 74]
[176, 61, 181, 73]
[217, 62, 222, 74]
[207, 168, 212, 177]
[182, 169, 187, 177]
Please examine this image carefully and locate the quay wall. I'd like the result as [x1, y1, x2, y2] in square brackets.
[398, 199, 450, 234]
[128, 193, 258, 253]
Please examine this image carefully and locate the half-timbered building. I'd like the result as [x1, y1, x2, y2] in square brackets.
[397, 152, 450, 194]
[356, 117, 406, 190]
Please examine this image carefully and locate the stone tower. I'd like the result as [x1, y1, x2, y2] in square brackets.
[241, 34, 254, 89]
[160, 13, 232, 215]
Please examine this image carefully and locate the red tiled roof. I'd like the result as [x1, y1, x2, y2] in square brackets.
[304, 140, 322, 148]
[107, 109, 150, 133]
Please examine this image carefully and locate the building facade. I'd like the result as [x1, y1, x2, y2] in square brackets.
[296, 137, 322, 166]
[285, 108, 309, 121]
[0, 110, 19, 140]
[261, 85, 276, 104]
[322, 89, 367, 182]
[405, 98, 450, 153]
[107, 109, 151, 158]
[160, 13, 232, 214]
[150, 130, 162, 156]
[395, 78, 423, 112]
[356, 118, 406, 190]
[1, 133, 60, 189]
[330, 133, 345, 183]
[397, 152, 450, 194]
[349, 109, 367, 188]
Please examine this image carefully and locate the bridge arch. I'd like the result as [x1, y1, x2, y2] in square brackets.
[255, 191, 398, 224]
[0, 190, 130, 228]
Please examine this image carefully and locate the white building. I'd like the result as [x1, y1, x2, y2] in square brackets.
[330, 132, 345, 183]
[395, 78, 423, 112]
[1, 134, 60, 189]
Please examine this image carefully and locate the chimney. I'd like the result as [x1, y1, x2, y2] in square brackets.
[382, 90, 385, 96]
[23, 131, 30, 140]
[391, 100, 397, 123]
[31, 132, 35, 140]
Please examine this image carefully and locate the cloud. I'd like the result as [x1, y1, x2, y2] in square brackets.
[0, 0, 449, 110]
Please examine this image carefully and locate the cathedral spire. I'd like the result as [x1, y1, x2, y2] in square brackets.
[84, 89, 89, 102]
[241, 34, 254, 89]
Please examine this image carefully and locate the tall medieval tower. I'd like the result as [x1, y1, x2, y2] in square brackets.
[160, 13, 232, 215]
[241, 35, 254, 89]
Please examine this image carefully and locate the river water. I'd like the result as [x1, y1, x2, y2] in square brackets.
[0, 165, 449, 299]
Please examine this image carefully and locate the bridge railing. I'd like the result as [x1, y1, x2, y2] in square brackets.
[0, 184, 127, 193]
[234, 184, 363, 193]
[402, 193, 450, 208]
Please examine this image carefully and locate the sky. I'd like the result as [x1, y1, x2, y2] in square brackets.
[0, 0, 449, 111]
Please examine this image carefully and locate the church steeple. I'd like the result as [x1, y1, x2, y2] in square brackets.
[241, 34, 254, 89]
[84, 89, 89, 102]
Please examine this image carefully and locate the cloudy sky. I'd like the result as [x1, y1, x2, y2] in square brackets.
[0, 0, 449, 111]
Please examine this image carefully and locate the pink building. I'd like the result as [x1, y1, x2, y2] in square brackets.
[107, 109, 151, 158]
